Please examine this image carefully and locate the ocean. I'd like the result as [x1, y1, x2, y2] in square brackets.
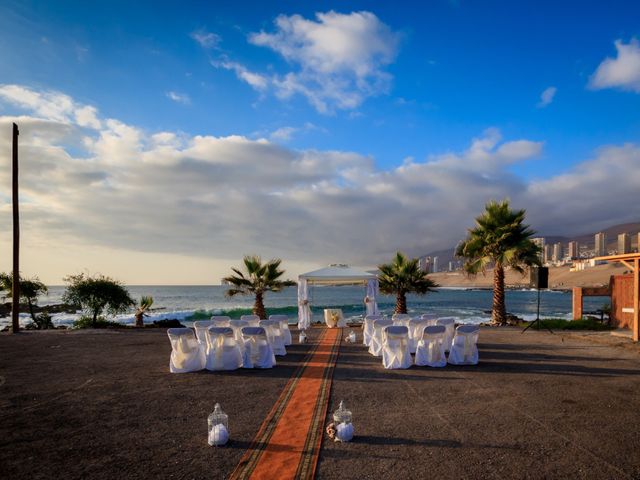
[1, 285, 611, 329]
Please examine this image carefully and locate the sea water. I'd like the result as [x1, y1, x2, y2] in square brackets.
[2, 285, 610, 329]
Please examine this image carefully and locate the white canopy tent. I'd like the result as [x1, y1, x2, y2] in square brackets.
[297, 264, 379, 330]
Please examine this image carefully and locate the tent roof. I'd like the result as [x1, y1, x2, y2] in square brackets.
[299, 264, 377, 285]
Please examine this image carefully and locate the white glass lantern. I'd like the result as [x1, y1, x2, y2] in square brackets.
[207, 403, 229, 446]
[332, 400, 354, 442]
[299, 330, 307, 343]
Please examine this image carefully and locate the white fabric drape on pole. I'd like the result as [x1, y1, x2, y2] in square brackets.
[297, 278, 312, 330]
[365, 279, 379, 316]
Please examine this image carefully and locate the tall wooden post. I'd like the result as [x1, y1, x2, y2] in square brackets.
[11, 123, 20, 333]
[634, 258, 639, 342]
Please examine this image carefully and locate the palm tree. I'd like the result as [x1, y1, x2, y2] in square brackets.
[134, 296, 154, 327]
[378, 252, 438, 314]
[456, 199, 541, 325]
[223, 255, 295, 319]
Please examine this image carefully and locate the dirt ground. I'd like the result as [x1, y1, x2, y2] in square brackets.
[1, 327, 639, 480]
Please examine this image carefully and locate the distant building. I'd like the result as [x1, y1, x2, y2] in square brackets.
[532, 237, 545, 263]
[568, 241, 579, 260]
[418, 257, 428, 272]
[432, 256, 439, 273]
[543, 244, 552, 264]
[552, 242, 563, 263]
[594, 232, 607, 257]
[618, 233, 631, 254]
[637, 232, 640, 253]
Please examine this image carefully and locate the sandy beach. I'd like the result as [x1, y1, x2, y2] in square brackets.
[1, 327, 639, 479]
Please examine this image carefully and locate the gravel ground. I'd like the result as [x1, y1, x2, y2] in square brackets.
[1, 327, 639, 480]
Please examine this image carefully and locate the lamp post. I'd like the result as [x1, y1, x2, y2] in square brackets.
[12, 123, 20, 334]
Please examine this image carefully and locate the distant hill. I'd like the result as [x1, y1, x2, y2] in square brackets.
[422, 221, 640, 269]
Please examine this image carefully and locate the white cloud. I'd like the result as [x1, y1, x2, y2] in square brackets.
[1, 85, 640, 283]
[215, 11, 400, 113]
[190, 29, 220, 49]
[537, 86, 557, 108]
[268, 122, 320, 142]
[590, 38, 640, 92]
[166, 91, 191, 105]
[212, 59, 269, 91]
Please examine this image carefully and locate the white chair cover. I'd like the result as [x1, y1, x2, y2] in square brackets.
[392, 313, 411, 326]
[193, 320, 214, 345]
[269, 315, 292, 345]
[381, 325, 412, 370]
[210, 316, 231, 327]
[420, 313, 438, 326]
[436, 317, 456, 352]
[167, 328, 206, 373]
[407, 318, 430, 354]
[448, 325, 480, 365]
[259, 320, 287, 356]
[241, 327, 275, 368]
[205, 327, 244, 371]
[368, 319, 393, 356]
[229, 319, 250, 345]
[363, 314, 383, 346]
[241, 314, 261, 327]
[415, 325, 447, 367]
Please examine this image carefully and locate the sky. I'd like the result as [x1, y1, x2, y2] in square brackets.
[0, 0, 639, 284]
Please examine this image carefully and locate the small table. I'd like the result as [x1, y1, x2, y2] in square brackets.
[324, 308, 346, 328]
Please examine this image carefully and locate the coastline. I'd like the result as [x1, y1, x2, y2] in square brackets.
[430, 262, 627, 289]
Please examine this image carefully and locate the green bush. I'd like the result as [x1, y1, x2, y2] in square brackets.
[523, 317, 613, 331]
[73, 315, 124, 329]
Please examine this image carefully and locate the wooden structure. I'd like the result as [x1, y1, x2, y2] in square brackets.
[595, 254, 639, 342]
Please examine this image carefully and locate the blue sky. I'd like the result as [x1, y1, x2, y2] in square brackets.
[0, 1, 639, 283]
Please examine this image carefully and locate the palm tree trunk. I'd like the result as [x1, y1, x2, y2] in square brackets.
[395, 291, 407, 314]
[492, 265, 506, 325]
[135, 312, 144, 328]
[253, 291, 267, 319]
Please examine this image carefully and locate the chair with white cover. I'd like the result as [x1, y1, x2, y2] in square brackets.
[193, 320, 214, 345]
[205, 327, 243, 371]
[210, 316, 231, 327]
[229, 319, 250, 345]
[241, 314, 261, 327]
[381, 325, 412, 369]
[363, 314, 383, 346]
[269, 315, 292, 345]
[241, 327, 275, 368]
[392, 313, 411, 326]
[448, 325, 480, 365]
[415, 325, 447, 367]
[368, 319, 394, 356]
[259, 320, 287, 356]
[167, 328, 206, 373]
[421, 313, 438, 326]
[407, 318, 430, 354]
[436, 317, 456, 352]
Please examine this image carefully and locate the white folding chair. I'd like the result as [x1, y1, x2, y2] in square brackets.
[381, 325, 412, 369]
[407, 318, 430, 354]
[436, 317, 456, 352]
[205, 327, 244, 371]
[167, 328, 206, 373]
[259, 319, 287, 356]
[368, 319, 393, 356]
[193, 320, 214, 345]
[210, 316, 231, 327]
[415, 325, 447, 367]
[421, 313, 438, 326]
[229, 319, 250, 345]
[363, 314, 383, 346]
[241, 327, 275, 368]
[269, 315, 292, 346]
[392, 313, 411, 326]
[241, 314, 261, 327]
[448, 325, 480, 365]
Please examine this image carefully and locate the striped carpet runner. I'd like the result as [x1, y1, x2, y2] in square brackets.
[230, 328, 341, 480]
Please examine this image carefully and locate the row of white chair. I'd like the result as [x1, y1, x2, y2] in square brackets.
[168, 315, 292, 373]
[363, 314, 479, 369]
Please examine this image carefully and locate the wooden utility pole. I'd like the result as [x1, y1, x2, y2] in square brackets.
[12, 123, 20, 333]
